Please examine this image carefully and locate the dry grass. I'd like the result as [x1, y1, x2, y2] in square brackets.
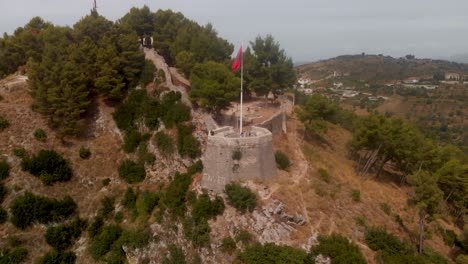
[267, 117, 455, 263]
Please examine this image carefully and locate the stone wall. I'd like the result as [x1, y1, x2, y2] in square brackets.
[201, 126, 277, 192]
[258, 111, 287, 135]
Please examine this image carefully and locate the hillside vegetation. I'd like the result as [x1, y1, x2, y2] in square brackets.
[297, 54, 468, 81]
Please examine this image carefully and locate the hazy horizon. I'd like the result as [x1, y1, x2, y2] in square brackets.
[1, 0, 468, 63]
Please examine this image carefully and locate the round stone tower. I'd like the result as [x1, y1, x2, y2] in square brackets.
[201, 126, 277, 192]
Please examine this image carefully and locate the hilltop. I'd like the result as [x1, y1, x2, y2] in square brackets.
[297, 54, 468, 81]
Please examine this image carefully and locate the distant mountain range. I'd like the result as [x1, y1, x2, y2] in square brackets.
[296, 54, 468, 81]
[445, 53, 468, 64]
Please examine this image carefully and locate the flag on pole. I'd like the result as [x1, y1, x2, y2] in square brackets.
[231, 46, 243, 71]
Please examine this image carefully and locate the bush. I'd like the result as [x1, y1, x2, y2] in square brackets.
[136, 190, 160, 215]
[162, 244, 186, 264]
[182, 217, 210, 247]
[99, 196, 115, 218]
[0, 248, 28, 263]
[37, 251, 76, 264]
[318, 168, 331, 183]
[224, 183, 257, 213]
[191, 193, 224, 223]
[118, 160, 146, 183]
[89, 225, 122, 260]
[239, 243, 311, 264]
[34, 128, 47, 141]
[0, 207, 7, 224]
[0, 116, 10, 131]
[164, 172, 193, 217]
[21, 150, 72, 185]
[12, 147, 27, 158]
[235, 229, 252, 244]
[380, 202, 392, 216]
[0, 160, 9, 180]
[140, 60, 156, 87]
[88, 216, 104, 239]
[177, 124, 201, 159]
[10, 192, 77, 230]
[45, 218, 87, 250]
[137, 141, 155, 165]
[122, 187, 137, 211]
[118, 229, 151, 249]
[79, 147, 91, 159]
[311, 234, 366, 264]
[221, 236, 236, 254]
[351, 190, 361, 202]
[123, 130, 145, 153]
[154, 131, 175, 157]
[275, 151, 291, 170]
[102, 178, 111, 186]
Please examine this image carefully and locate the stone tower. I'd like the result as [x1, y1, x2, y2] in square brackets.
[201, 126, 277, 192]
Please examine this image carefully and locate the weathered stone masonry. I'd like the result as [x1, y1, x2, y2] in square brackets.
[201, 126, 277, 192]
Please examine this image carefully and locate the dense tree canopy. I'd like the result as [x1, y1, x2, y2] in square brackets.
[243, 35, 296, 96]
[23, 11, 145, 136]
[190, 61, 239, 113]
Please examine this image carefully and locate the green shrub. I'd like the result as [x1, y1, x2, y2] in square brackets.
[12, 147, 27, 158]
[182, 217, 210, 247]
[136, 191, 160, 215]
[351, 189, 361, 202]
[318, 168, 331, 183]
[99, 196, 115, 218]
[89, 225, 122, 260]
[33, 128, 47, 141]
[240, 243, 311, 264]
[157, 69, 166, 84]
[88, 216, 104, 239]
[21, 150, 72, 185]
[177, 124, 201, 159]
[10, 192, 77, 230]
[0, 160, 9, 180]
[37, 251, 76, 264]
[0, 184, 9, 203]
[164, 172, 193, 217]
[122, 187, 137, 211]
[456, 255, 468, 264]
[221, 236, 236, 254]
[137, 141, 155, 165]
[154, 131, 175, 157]
[140, 60, 156, 86]
[224, 183, 257, 213]
[275, 151, 291, 170]
[311, 234, 366, 264]
[438, 227, 457, 247]
[123, 130, 143, 153]
[114, 211, 123, 223]
[45, 218, 87, 250]
[187, 160, 203, 175]
[79, 147, 91, 159]
[0, 116, 10, 131]
[0, 248, 28, 263]
[7, 236, 22, 247]
[380, 202, 392, 216]
[0, 207, 7, 224]
[162, 244, 186, 264]
[191, 193, 224, 223]
[118, 160, 146, 183]
[118, 229, 151, 249]
[235, 229, 252, 244]
[365, 227, 448, 264]
[102, 178, 111, 186]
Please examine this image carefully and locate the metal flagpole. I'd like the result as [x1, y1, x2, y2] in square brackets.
[239, 45, 243, 136]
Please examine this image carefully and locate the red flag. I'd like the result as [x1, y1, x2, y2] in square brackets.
[231, 46, 243, 71]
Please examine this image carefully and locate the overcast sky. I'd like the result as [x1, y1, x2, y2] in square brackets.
[1, 0, 467, 62]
